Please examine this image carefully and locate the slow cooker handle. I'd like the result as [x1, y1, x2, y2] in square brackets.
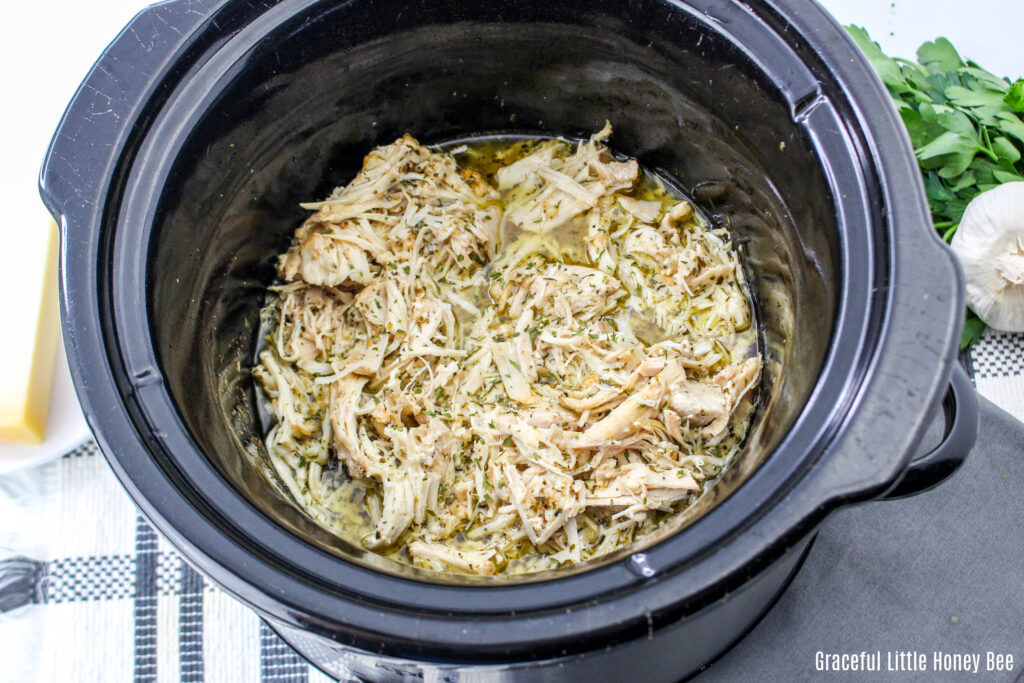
[38, 0, 215, 224]
[883, 364, 978, 499]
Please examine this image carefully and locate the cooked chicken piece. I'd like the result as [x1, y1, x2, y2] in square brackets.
[496, 144, 559, 189]
[458, 343, 494, 395]
[526, 264, 625, 321]
[525, 408, 572, 429]
[686, 263, 734, 290]
[303, 136, 419, 212]
[716, 356, 761, 400]
[660, 200, 694, 232]
[725, 291, 752, 329]
[365, 474, 423, 548]
[329, 376, 370, 475]
[538, 168, 602, 206]
[407, 417, 455, 469]
[590, 462, 700, 504]
[409, 541, 498, 575]
[504, 464, 582, 543]
[666, 356, 760, 440]
[585, 206, 619, 275]
[623, 225, 672, 262]
[494, 341, 539, 406]
[353, 281, 387, 328]
[505, 185, 595, 234]
[266, 285, 356, 370]
[667, 380, 728, 428]
[617, 196, 662, 223]
[560, 384, 624, 412]
[254, 350, 324, 442]
[404, 296, 455, 350]
[590, 156, 639, 192]
[637, 357, 666, 377]
[317, 336, 388, 381]
[448, 210, 501, 264]
[503, 126, 640, 233]
[574, 363, 682, 447]
[279, 231, 375, 287]
[459, 168, 494, 197]
[578, 121, 640, 193]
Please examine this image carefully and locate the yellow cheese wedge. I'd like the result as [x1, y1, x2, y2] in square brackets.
[0, 217, 59, 444]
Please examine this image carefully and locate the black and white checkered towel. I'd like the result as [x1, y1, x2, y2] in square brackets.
[0, 330, 1021, 682]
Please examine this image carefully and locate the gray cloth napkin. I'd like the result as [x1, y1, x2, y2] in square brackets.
[699, 397, 1024, 681]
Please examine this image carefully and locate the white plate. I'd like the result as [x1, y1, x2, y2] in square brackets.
[0, 329, 91, 476]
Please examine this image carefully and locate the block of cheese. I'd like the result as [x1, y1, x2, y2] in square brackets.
[0, 218, 59, 444]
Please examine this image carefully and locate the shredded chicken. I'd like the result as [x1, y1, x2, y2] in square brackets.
[254, 125, 761, 576]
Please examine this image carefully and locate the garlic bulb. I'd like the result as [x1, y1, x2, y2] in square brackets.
[950, 182, 1024, 332]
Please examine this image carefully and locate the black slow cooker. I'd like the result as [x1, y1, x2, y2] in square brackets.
[41, 0, 979, 679]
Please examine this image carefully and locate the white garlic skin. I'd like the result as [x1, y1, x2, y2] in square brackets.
[950, 182, 1024, 332]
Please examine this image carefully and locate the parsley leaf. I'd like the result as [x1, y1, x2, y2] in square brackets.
[961, 312, 986, 349]
[1005, 79, 1024, 112]
[917, 38, 963, 74]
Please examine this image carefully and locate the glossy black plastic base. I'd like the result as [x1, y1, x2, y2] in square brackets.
[267, 536, 815, 682]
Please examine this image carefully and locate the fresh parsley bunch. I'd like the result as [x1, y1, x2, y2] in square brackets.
[848, 27, 1024, 347]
